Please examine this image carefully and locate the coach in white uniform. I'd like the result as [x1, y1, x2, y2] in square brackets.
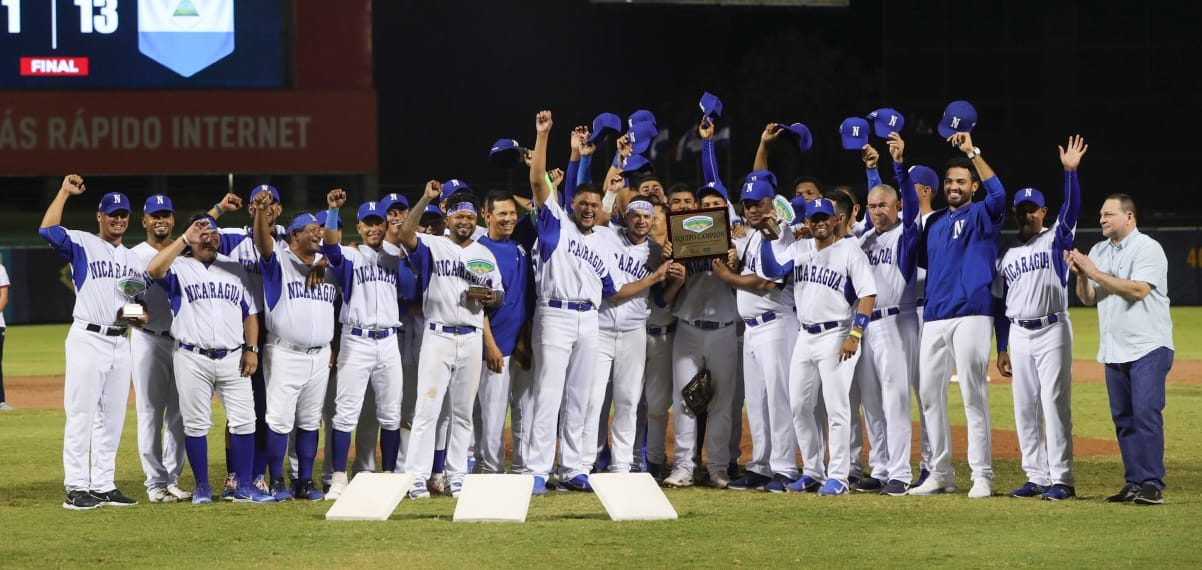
[147, 216, 265, 503]
[40, 176, 144, 510]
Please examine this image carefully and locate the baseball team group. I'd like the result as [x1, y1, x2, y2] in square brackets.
[39, 99, 1175, 511]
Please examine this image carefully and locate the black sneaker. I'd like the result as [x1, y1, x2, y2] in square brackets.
[1133, 483, 1164, 506]
[63, 490, 101, 510]
[90, 488, 138, 507]
[854, 476, 885, 492]
[1105, 483, 1140, 503]
[881, 479, 909, 497]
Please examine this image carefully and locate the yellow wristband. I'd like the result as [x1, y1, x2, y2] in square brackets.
[848, 329, 863, 340]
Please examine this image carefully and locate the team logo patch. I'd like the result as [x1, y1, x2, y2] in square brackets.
[465, 259, 496, 274]
[682, 215, 714, 233]
[772, 195, 795, 225]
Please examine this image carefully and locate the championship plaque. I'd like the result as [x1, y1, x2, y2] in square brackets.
[466, 285, 493, 301]
[759, 195, 797, 240]
[667, 206, 731, 260]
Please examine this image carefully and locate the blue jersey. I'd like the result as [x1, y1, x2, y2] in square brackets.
[478, 234, 534, 356]
[919, 175, 1006, 321]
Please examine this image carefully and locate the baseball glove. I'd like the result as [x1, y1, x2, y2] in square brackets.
[680, 368, 712, 418]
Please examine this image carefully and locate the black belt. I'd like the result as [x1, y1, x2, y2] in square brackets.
[141, 328, 173, 339]
[179, 343, 241, 360]
[547, 299, 594, 312]
[801, 321, 842, 334]
[1012, 313, 1060, 330]
[428, 323, 477, 335]
[917, 298, 925, 307]
[743, 311, 778, 328]
[647, 323, 677, 336]
[871, 307, 901, 321]
[685, 319, 735, 330]
[86, 323, 128, 337]
[349, 327, 397, 340]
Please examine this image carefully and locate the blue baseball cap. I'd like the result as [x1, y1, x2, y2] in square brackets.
[839, 117, 870, 150]
[938, 100, 977, 139]
[790, 196, 808, 225]
[740, 179, 774, 203]
[908, 165, 940, 192]
[627, 121, 658, 155]
[779, 122, 813, 153]
[357, 201, 385, 221]
[489, 139, 525, 168]
[588, 112, 622, 144]
[628, 109, 656, 128]
[249, 184, 281, 204]
[441, 179, 472, 201]
[379, 192, 410, 212]
[287, 212, 319, 234]
[98, 192, 131, 215]
[421, 204, 444, 219]
[696, 182, 727, 202]
[745, 169, 778, 188]
[621, 154, 654, 176]
[188, 214, 219, 232]
[805, 198, 836, 220]
[1013, 187, 1045, 209]
[699, 92, 723, 119]
[868, 107, 905, 138]
[143, 194, 174, 214]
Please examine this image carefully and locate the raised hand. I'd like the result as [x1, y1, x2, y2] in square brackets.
[184, 218, 209, 246]
[549, 168, 565, 189]
[1059, 135, 1088, 172]
[861, 144, 880, 169]
[886, 132, 905, 164]
[699, 116, 715, 140]
[535, 110, 553, 134]
[61, 174, 85, 195]
[616, 134, 633, 158]
[605, 174, 624, 195]
[571, 126, 588, 152]
[327, 188, 347, 209]
[251, 188, 274, 213]
[217, 192, 243, 213]
[423, 179, 442, 202]
[761, 123, 781, 143]
[948, 131, 975, 154]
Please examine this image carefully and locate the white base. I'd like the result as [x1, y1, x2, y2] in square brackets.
[589, 473, 678, 521]
[324, 472, 414, 521]
[452, 474, 534, 523]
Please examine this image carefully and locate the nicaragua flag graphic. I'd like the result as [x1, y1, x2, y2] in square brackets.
[138, 0, 235, 78]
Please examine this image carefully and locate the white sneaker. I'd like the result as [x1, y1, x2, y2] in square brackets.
[166, 484, 192, 501]
[968, 478, 993, 499]
[663, 466, 694, 488]
[909, 475, 958, 496]
[709, 470, 731, 489]
[147, 487, 177, 503]
[0, 402, 15, 411]
[325, 472, 349, 501]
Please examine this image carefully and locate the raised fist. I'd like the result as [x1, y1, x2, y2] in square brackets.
[61, 174, 85, 195]
[535, 110, 553, 133]
[327, 188, 347, 209]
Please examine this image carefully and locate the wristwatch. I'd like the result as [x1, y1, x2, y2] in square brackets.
[966, 147, 982, 159]
[243, 344, 260, 354]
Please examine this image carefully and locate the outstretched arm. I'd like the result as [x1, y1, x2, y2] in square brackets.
[40, 175, 85, 229]
[752, 123, 779, 172]
[528, 110, 554, 206]
[148, 219, 207, 279]
[1058, 135, 1087, 232]
[949, 132, 1004, 222]
[323, 188, 347, 264]
[207, 193, 243, 221]
[400, 181, 442, 251]
[251, 190, 275, 259]
[758, 236, 793, 279]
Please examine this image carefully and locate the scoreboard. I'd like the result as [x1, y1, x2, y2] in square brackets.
[0, 0, 283, 88]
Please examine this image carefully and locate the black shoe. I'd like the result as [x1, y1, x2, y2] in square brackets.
[854, 476, 884, 492]
[63, 490, 102, 510]
[1105, 483, 1140, 503]
[1133, 483, 1163, 506]
[90, 488, 138, 507]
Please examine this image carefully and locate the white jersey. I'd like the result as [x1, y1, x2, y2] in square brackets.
[993, 222, 1075, 319]
[595, 226, 654, 332]
[261, 247, 337, 347]
[858, 221, 920, 308]
[407, 234, 502, 329]
[0, 264, 8, 328]
[218, 225, 291, 318]
[39, 226, 142, 326]
[155, 254, 257, 349]
[672, 257, 739, 324]
[531, 198, 617, 306]
[324, 243, 414, 330]
[733, 231, 794, 319]
[129, 242, 174, 333]
[765, 236, 876, 323]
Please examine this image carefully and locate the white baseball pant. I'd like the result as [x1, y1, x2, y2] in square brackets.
[1009, 315, 1074, 486]
[475, 355, 513, 473]
[403, 328, 482, 482]
[742, 315, 800, 479]
[332, 333, 404, 433]
[263, 341, 331, 434]
[131, 329, 185, 491]
[789, 326, 861, 485]
[62, 323, 132, 493]
[918, 315, 994, 482]
[854, 311, 917, 484]
[585, 327, 648, 472]
[642, 326, 675, 468]
[524, 305, 599, 480]
[174, 348, 255, 437]
[671, 322, 738, 476]
[508, 359, 534, 473]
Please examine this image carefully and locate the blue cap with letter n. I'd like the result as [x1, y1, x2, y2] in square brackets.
[699, 92, 723, 119]
[867, 107, 905, 138]
[621, 154, 654, 176]
[627, 121, 658, 155]
[588, 112, 622, 144]
[1013, 187, 1045, 209]
[441, 179, 472, 201]
[489, 139, 525, 169]
[379, 192, 410, 212]
[839, 117, 870, 150]
[98, 192, 131, 214]
[421, 204, 444, 219]
[356, 201, 384, 221]
[805, 198, 836, 220]
[937, 100, 977, 139]
[287, 212, 319, 234]
[744, 169, 778, 188]
[908, 165, 940, 192]
[250, 184, 281, 204]
[143, 194, 174, 214]
[741, 179, 774, 203]
[628, 109, 656, 128]
[780, 122, 813, 154]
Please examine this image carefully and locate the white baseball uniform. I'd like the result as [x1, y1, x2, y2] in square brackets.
[761, 234, 877, 486]
[402, 233, 502, 484]
[643, 275, 677, 472]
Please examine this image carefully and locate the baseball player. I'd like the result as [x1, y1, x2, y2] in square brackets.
[993, 136, 1086, 501]
[146, 216, 267, 503]
[40, 175, 143, 509]
[127, 194, 192, 503]
[909, 132, 1007, 498]
[760, 198, 877, 496]
[251, 191, 338, 502]
[712, 178, 801, 493]
[643, 200, 684, 481]
[321, 191, 418, 500]
[852, 133, 923, 496]
[398, 183, 502, 499]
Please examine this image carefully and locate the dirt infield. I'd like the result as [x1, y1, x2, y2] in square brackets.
[4, 373, 1125, 460]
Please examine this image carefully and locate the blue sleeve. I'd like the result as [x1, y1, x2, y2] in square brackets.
[600, 273, 617, 299]
[563, 159, 579, 210]
[321, 242, 345, 267]
[993, 295, 1010, 352]
[396, 257, 419, 301]
[577, 154, 593, 186]
[218, 230, 250, 256]
[325, 246, 354, 301]
[896, 163, 921, 283]
[1051, 170, 1081, 286]
[408, 240, 434, 293]
[866, 167, 882, 191]
[260, 252, 283, 311]
[701, 139, 719, 186]
[982, 175, 1007, 227]
[535, 203, 563, 262]
[39, 227, 88, 289]
[758, 238, 793, 279]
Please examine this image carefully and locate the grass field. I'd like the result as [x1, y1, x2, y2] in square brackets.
[1, 309, 1200, 568]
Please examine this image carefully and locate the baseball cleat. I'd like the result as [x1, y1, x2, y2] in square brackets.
[763, 474, 795, 494]
[1041, 484, 1076, 501]
[294, 479, 325, 501]
[784, 475, 820, 493]
[407, 480, 431, 500]
[269, 478, 294, 501]
[447, 480, 463, 498]
[854, 477, 884, 492]
[1133, 483, 1163, 506]
[912, 468, 931, 489]
[222, 473, 237, 501]
[728, 472, 772, 491]
[1009, 482, 1046, 498]
[166, 484, 193, 501]
[881, 479, 909, 496]
[708, 470, 731, 489]
[967, 478, 993, 499]
[232, 484, 275, 503]
[63, 490, 102, 510]
[646, 462, 666, 483]
[559, 474, 593, 492]
[662, 466, 695, 488]
[1105, 483, 1140, 503]
[532, 476, 548, 496]
[908, 475, 958, 496]
[90, 488, 138, 507]
[0, 402, 16, 411]
[148, 487, 177, 503]
[818, 479, 849, 496]
[191, 484, 213, 505]
[325, 472, 349, 501]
